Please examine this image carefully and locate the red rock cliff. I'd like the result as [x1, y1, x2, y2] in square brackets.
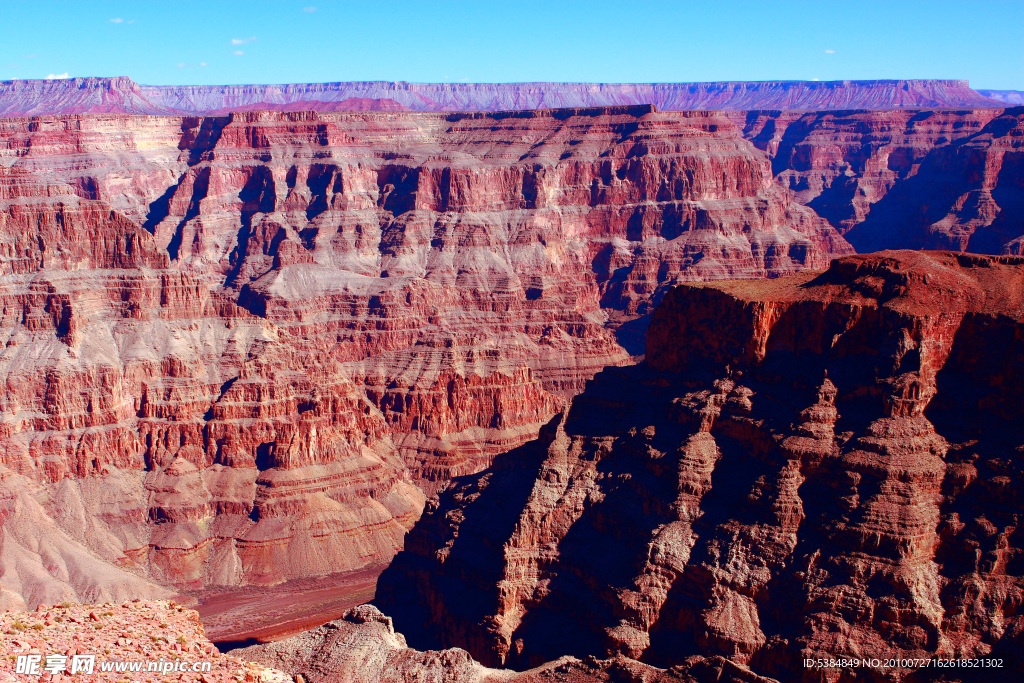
[377, 250, 1024, 682]
[0, 107, 851, 606]
[739, 107, 1024, 254]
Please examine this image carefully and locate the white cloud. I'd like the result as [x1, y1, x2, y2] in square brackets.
[230, 37, 257, 45]
[177, 62, 186, 68]
[200, 62, 208, 67]
[45, 73, 69, 79]
[824, 49, 835, 54]
[232, 50, 245, 56]
[22, 54, 37, 59]
[811, 78, 820, 81]
[302, 6, 317, 11]
[109, 17, 123, 23]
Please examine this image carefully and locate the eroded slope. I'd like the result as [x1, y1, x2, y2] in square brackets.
[377, 251, 1024, 682]
[743, 107, 1024, 254]
[0, 107, 849, 606]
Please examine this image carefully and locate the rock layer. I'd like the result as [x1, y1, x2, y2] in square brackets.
[0, 106, 851, 606]
[377, 251, 1024, 682]
[741, 107, 1024, 254]
[0, 153, 425, 605]
[0, 78, 1000, 117]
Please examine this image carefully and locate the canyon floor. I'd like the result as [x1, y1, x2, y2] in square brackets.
[187, 566, 384, 647]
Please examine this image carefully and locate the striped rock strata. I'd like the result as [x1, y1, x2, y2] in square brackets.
[0, 78, 1000, 117]
[377, 250, 1024, 682]
[0, 106, 848, 606]
[738, 107, 1024, 254]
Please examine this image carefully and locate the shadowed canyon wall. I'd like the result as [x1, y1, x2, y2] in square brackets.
[377, 250, 1024, 682]
[734, 107, 1024, 253]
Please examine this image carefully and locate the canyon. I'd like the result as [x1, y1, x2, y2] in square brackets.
[0, 105, 846, 616]
[736, 107, 1024, 253]
[0, 78, 1002, 117]
[0, 100, 1020, 651]
[376, 250, 1024, 682]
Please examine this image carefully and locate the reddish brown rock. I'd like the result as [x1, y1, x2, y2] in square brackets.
[18, 96, 1024, 642]
[377, 251, 1024, 682]
[843, 109, 1024, 254]
[0, 158, 423, 606]
[0, 106, 847, 482]
[7, 99, 1024, 635]
[0, 105, 856, 611]
[0, 600, 289, 682]
[739, 107, 1024, 254]
[734, 109, 999, 231]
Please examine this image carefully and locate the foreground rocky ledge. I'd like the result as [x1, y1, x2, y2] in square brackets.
[236, 604, 771, 683]
[0, 599, 770, 683]
[0, 600, 288, 682]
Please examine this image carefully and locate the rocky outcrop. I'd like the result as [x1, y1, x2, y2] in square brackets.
[376, 251, 1024, 682]
[235, 604, 774, 683]
[0, 78, 1000, 117]
[0, 599, 289, 682]
[235, 604, 487, 683]
[742, 107, 1024, 254]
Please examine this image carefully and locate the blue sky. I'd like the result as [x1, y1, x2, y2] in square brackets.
[2, 1, 1022, 89]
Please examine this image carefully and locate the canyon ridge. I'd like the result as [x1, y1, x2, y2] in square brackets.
[375, 249, 1024, 682]
[0, 78, 1002, 117]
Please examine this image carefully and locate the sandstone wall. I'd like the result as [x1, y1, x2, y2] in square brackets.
[377, 251, 1024, 682]
[0, 107, 849, 604]
[739, 107, 1024, 254]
